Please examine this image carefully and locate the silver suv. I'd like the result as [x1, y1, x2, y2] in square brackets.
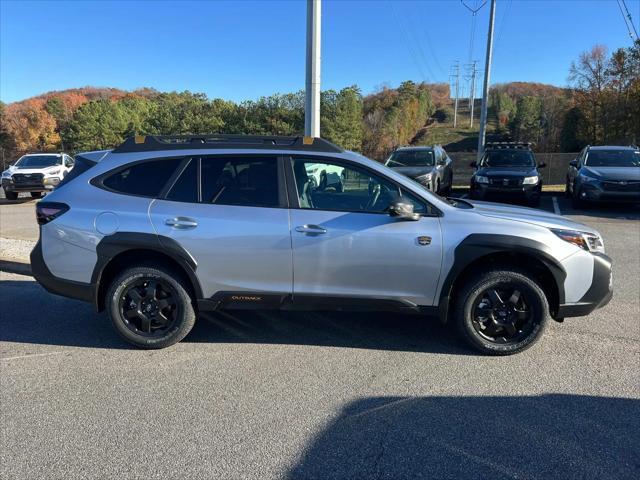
[31, 135, 613, 355]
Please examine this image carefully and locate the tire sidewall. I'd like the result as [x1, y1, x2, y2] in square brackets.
[106, 266, 196, 349]
[456, 270, 548, 355]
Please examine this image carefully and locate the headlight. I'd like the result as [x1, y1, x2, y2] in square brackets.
[1, 171, 11, 178]
[523, 176, 539, 185]
[551, 228, 605, 254]
[579, 169, 600, 183]
[46, 169, 61, 176]
[416, 173, 432, 183]
[475, 175, 489, 184]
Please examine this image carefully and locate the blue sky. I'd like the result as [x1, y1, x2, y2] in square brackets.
[1, 0, 638, 103]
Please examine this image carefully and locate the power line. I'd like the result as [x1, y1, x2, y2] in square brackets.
[389, 1, 429, 82]
[461, 0, 488, 62]
[617, 0, 639, 41]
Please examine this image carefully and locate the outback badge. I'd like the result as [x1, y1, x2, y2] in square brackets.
[417, 236, 432, 246]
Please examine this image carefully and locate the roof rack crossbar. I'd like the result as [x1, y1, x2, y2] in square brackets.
[113, 135, 343, 154]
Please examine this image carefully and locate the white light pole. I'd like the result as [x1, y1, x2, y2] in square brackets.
[305, 0, 321, 138]
[477, 0, 496, 161]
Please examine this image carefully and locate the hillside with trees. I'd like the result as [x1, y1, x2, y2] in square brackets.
[1, 41, 638, 164]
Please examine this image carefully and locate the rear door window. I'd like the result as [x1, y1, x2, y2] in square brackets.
[101, 158, 183, 197]
[200, 157, 279, 207]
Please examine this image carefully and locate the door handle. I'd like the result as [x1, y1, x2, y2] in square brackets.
[295, 224, 327, 234]
[165, 217, 198, 229]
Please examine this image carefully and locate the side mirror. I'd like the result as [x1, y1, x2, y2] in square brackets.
[538, 162, 546, 168]
[388, 198, 420, 221]
[470, 161, 477, 168]
[569, 160, 578, 168]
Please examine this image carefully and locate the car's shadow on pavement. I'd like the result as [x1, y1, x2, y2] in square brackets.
[288, 394, 640, 480]
[0, 197, 35, 205]
[192, 309, 471, 355]
[0, 278, 470, 355]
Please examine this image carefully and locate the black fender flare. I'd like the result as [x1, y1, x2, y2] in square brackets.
[92, 232, 203, 309]
[437, 234, 566, 323]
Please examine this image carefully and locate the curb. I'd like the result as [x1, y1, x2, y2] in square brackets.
[0, 259, 32, 276]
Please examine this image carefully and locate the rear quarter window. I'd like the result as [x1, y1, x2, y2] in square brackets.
[100, 158, 183, 197]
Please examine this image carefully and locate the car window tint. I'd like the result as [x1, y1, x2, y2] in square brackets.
[291, 158, 402, 213]
[166, 158, 198, 203]
[102, 158, 182, 197]
[201, 157, 279, 207]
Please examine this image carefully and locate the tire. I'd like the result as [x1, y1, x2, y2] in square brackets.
[453, 268, 549, 355]
[572, 187, 586, 209]
[106, 265, 196, 349]
[564, 178, 572, 198]
[5, 191, 18, 200]
[31, 191, 43, 198]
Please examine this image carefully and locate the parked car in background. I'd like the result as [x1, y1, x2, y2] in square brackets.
[469, 142, 544, 207]
[1, 153, 74, 200]
[305, 161, 344, 192]
[385, 145, 453, 195]
[565, 145, 640, 208]
[31, 135, 612, 355]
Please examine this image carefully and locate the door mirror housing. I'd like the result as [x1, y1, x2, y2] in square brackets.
[469, 161, 477, 168]
[569, 159, 578, 168]
[388, 198, 420, 221]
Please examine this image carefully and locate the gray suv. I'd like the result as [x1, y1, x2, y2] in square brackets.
[31, 135, 612, 355]
[385, 145, 453, 195]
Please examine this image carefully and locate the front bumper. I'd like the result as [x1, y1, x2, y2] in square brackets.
[471, 182, 541, 201]
[579, 182, 640, 203]
[2, 177, 60, 192]
[556, 253, 613, 318]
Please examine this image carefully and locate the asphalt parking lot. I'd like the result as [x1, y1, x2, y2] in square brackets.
[1, 193, 639, 479]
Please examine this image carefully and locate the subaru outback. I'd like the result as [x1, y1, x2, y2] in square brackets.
[30, 135, 612, 355]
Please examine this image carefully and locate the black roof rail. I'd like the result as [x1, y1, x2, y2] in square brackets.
[485, 141, 533, 150]
[112, 135, 343, 154]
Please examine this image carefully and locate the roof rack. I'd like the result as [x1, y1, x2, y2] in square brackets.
[112, 135, 343, 154]
[485, 142, 533, 150]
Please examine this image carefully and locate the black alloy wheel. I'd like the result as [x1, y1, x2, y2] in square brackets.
[471, 284, 535, 345]
[119, 277, 179, 337]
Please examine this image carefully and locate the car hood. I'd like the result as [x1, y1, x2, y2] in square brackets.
[6, 165, 60, 174]
[468, 200, 598, 234]
[475, 167, 537, 177]
[583, 166, 640, 181]
[390, 166, 436, 178]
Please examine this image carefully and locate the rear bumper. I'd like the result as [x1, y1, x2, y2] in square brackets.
[30, 238, 95, 303]
[556, 253, 613, 319]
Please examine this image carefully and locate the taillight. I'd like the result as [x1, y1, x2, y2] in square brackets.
[36, 202, 69, 225]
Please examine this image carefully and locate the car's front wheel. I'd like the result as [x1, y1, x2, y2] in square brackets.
[106, 265, 196, 349]
[4, 190, 18, 200]
[453, 269, 549, 355]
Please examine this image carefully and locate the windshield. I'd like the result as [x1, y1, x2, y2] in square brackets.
[585, 150, 640, 167]
[387, 150, 435, 167]
[15, 155, 61, 168]
[480, 150, 535, 168]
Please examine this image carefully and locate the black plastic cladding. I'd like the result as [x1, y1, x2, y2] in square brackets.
[112, 135, 343, 154]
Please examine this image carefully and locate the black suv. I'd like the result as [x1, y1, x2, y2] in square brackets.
[469, 143, 544, 206]
[566, 145, 640, 208]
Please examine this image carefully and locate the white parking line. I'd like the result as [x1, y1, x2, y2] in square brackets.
[0, 351, 64, 361]
[552, 196, 561, 215]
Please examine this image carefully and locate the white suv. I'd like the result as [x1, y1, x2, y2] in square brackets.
[2, 153, 74, 200]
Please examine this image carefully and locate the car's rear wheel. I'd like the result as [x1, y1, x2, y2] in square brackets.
[106, 265, 196, 349]
[454, 269, 548, 355]
[5, 191, 18, 200]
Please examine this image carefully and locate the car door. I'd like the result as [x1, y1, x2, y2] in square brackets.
[440, 147, 453, 189]
[149, 155, 293, 299]
[568, 149, 584, 192]
[286, 156, 443, 307]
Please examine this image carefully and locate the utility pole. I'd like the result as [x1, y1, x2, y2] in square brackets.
[451, 62, 460, 128]
[305, 0, 321, 138]
[477, 0, 496, 162]
[468, 60, 477, 128]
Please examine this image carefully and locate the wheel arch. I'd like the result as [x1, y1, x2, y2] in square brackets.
[92, 232, 203, 312]
[437, 234, 566, 324]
